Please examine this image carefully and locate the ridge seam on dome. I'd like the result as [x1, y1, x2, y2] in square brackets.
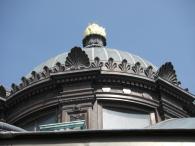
[136, 55, 147, 68]
[153, 65, 157, 70]
[146, 60, 158, 70]
[52, 54, 61, 67]
[92, 47, 94, 60]
[103, 47, 109, 60]
[127, 52, 135, 64]
[114, 49, 122, 61]
[52, 52, 67, 67]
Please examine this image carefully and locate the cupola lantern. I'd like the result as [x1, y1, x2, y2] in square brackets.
[82, 23, 107, 47]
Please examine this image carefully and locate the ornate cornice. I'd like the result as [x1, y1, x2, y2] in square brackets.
[157, 77, 195, 104]
[6, 48, 193, 104]
[7, 56, 157, 96]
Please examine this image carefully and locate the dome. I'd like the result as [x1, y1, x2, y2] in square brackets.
[25, 23, 157, 79]
[26, 47, 157, 78]
[3, 23, 195, 134]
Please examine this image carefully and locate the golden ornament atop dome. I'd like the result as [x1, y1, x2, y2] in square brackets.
[84, 23, 106, 38]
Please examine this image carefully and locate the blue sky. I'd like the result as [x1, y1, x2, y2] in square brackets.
[0, 0, 195, 94]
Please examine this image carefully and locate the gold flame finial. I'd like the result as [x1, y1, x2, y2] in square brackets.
[84, 23, 106, 38]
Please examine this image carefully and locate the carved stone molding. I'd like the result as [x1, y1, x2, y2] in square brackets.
[55, 62, 65, 72]
[0, 85, 6, 98]
[7, 59, 157, 95]
[91, 57, 103, 68]
[157, 62, 179, 86]
[132, 62, 143, 74]
[118, 59, 130, 72]
[31, 71, 40, 82]
[21, 76, 29, 87]
[105, 58, 117, 71]
[42, 66, 51, 77]
[11, 83, 19, 92]
[145, 66, 154, 78]
[9, 54, 183, 96]
[65, 47, 90, 70]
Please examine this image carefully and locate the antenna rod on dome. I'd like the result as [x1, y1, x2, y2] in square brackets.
[82, 23, 107, 48]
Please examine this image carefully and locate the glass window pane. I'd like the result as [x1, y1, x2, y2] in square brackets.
[38, 112, 57, 126]
[103, 108, 150, 129]
[21, 112, 57, 131]
[22, 121, 35, 131]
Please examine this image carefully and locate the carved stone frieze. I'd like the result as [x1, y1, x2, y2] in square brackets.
[65, 47, 90, 70]
[91, 57, 103, 68]
[21, 76, 29, 87]
[157, 62, 180, 86]
[8, 57, 158, 95]
[8, 52, 185, 96]
[118, 59, 130, 72]
[11, 83, 19, 92]
[145, 66, 154, 78]
[0, 85, 6, 98]
[31, 71, 40, 82]
[42, 66, 51, 77]
[105, 58, 117, 71]
[55, 62, 65, 72]
[132, 62, 143, 74]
